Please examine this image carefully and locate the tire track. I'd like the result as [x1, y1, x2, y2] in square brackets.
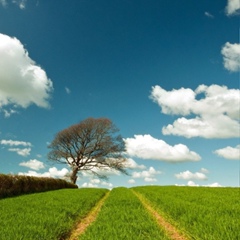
[132, 190, 189, 240]
[67, 191, 110, 240]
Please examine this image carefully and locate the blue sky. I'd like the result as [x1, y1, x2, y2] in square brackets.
[0, 0, 239, 188]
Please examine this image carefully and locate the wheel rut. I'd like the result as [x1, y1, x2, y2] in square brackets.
[67, 191, 110, 240]
[132, 190, 189, 240]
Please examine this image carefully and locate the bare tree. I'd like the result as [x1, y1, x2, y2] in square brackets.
[48, 118, 128, 184]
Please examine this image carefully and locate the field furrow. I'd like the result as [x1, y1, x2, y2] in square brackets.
[132, 186, 240, 240]
[80, 187, 171, 240]
[132, 190, 188, 240]
[68, 191, 110, 240]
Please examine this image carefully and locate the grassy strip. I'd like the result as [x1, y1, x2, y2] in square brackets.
[132, 190, 188, 240]
[0, 174, 77, 199]
[132, 186, 240, 240]
[68, 191, 110, 240]
[0, 188, 108, 240]
[80, 187, 171, 240]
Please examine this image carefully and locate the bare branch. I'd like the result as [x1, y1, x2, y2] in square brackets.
[48, 117, 128, 184]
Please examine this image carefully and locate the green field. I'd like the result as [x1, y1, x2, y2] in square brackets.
[80, 187, 170, 240]
[132, 186, 240, 240]
[0, 186, 239, 240]
[0, 188, 108, 240]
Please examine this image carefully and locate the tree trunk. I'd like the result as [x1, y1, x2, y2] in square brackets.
[70, 167, 78, 184]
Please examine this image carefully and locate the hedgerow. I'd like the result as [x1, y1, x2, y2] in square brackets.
[0, 174, 77, 199]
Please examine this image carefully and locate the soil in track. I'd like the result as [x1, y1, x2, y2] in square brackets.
[67, 191, 110, 240]
[132, 190, 189, 240]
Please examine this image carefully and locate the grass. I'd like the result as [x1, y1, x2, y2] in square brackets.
[1, 185, 238, 240]
[0, 188, 108, 240]
[132, 186, 240, 240]
[80, 187, 171, 240]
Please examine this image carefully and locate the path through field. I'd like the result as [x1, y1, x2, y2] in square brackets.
[68, 188, 188, 240]
[132, 190, 188, 240]
[67, 191, 110, 240]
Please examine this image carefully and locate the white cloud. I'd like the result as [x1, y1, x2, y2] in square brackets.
[151, 85, 240, 139]
[1, 139, 32, 147]
[0, 0, 7, 7]
[150, 86, 195, 116]
[1, 139, 32, 156]
[81, 165, 121, 178]
[124, 134, 200, 162]
[221, 42, 240, 72]
[206, 182, 222, 187]
[178, 181, 222, 187]
[82, 182, 98, 188]
[0, 33, 53, 115]
[175, 170, 207, 180]
[225, 0, 240, 16]
[19, 159, 45, 170]
[18, 167, 69, 178]
[200, 168, 209, 173]
[90, 178, 101, 184]
[124, 158, 146, 169]
[101, 181, 113, 188]
[2, 109, 18, 118]
[82, 178, 113, 188]
[12, 0, 26, 9]
[144, 177, 157, 182]
[132, 167, 161, 183]
[214, 145, 240, 160]
[65, 87, 71, 94]
[0, 0, 27, 9]
[8, 147, 31, 156]
[128, 179, 135, 184]
[204, 12, 214, 18]
[187, 180, 199, 186]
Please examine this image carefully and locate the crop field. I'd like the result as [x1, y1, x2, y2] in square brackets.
[0, 186, 238, 240]
[132, 186, 240, 240]
[80, 187, 170, 240]
[0, 188, 108, 240]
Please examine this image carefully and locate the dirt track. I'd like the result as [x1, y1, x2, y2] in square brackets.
[132, 190, 188, 240]
[67, 191, 110, 240]
[67, 189, 188, 240]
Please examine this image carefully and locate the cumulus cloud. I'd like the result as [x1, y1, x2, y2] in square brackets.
[0, 0, 27, 9]
[81, 165, 120, 178]
[225, 0, 240, 16]
[0, 33, 53, 115]
[1, 139, 32, 156]
[221, 42, 240, 72]
[18, 167, 69, 178]
[200, 168, 209, 173]
[132, 166, 161, 182]
[19, 159, 45, 170]
[82, 178, 113, 188]
[128, 179, 135, 184]
[187, 181, 222, 187]
[175, 170, 208, 180]
[8, 147, 31, 156]
[214, 145, 240, 160]
[124, 134, 200, 162]
[151, 85, 240, 139]
[0, 139, 31, 146]
[124, 158, 146, 169]
[144, 177, 157, 182]
[12, 0, 26, 9]
[82, 182, 98, 188]
[2, 109, 18, 117]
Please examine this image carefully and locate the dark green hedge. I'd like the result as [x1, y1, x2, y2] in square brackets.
[0, 174, 78, 199]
